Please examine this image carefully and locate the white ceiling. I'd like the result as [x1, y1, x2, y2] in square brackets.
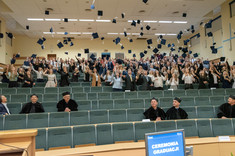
[0, 0, 226, 39]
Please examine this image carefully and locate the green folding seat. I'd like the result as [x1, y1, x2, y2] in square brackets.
[17, 88, 31, 94]
[180, 97, 195, 107]
[210, 96, 225, 106]
[73, 125, 96, 147]
[27, 113, 48, 128]
[173, 90, 186, 97]
[77, 100, 92, 110]
[73, 93, 87, 101]
[4, 114, 26, 130]
[2, 88, 17, 94]
[31, 87, 44, 94]
[159, 97, 173, 108]
[111, 92, 124, 99]
[125, 92, 138, 99]
[71, 87, 84, 93]
[70, 82, 81, 87]
[164, 90, 173, 97]
[91, 100, 98, 110]
[109, 109, 127, 123]
[81, 82, 91, 87]
[138, 91, 151, 99]
[58, 87, 71, 94]
[103, 86, 113, 92]
[98, 93, 111, 100]
[225, 89, 235, 95]
[134, 122, 156, 141]
[127, 108, 145, 121]
[156, 120, 176, 132]
[48, 127, 72, 149]
[43, 102, 57, 112]
[144, 99, 152, 109]
[70, 111, 90, 125]
[0, 116, 3, 130]
[11, 94, 27, 103]
[98, 100, 114, 110]
[90, 110, 108, 124]
[211, 119, 234, 136]
[197, 119, 213, 137]
[197, 106, 215, 118]
[91, 87, 102, 92]
[26, 94, 43, 103]
[195, 96, 211, 106]
[88, 93, 98, 100]
[199, 89, 212, 96]
[232, 119, 235, 134]
[44, 87, 58, 94]
[83, 87, 91, 92]
[0, 83, 8, 88]
[193, 83, 199, 89]
[176, 120, 198, 137]
[43, 94, 58, 102]
[36, 128, 47, 150]
[186, 89, 199, 97]
[151, 90, 164, 98]
[7, 103, 22, 114]
[96, 124, 113, 145]
[178, 84, 185, 89]
[114, 99, 129, 109]
[34, 83, 46, 87]
[113, 123, 134, 143]
[130, 99, 144, 108]
[212, 89, 226, 96]
[181, 107, 197, 119]
[49, 112, 69, 127]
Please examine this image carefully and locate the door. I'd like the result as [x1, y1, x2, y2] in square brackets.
[101, 53, 111, 60]
[47, 54, 57, 60]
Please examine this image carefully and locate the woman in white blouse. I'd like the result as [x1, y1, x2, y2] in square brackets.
[102, 70, 113, 86]
[110, 72, 123, 91]
[43, 69, 57, 87]
[182, 68, 195, 89]
[152, 70, 166, 90]
[166, 73, 179, 90]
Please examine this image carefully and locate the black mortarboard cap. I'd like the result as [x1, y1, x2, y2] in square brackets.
[157, 44, 162, 49]
[121, 13, 125, 19]
[65, 52, 68, 55]
[128, 50, 132, 54]
[147, 46, 151, 49]
[112, 19, 116, 23]
[213, 42, 216, 45]
[178, 47, 183, 50]
[11, 59, 16, 65]
[42, 37, 46, 41]
[129, 39, 133, 42]
[182, 13, 187, 17]
[182, 47, 188, 53]
[124, 31, 127, 37]
[137, 20, 141, 24]
[207, 32, 213, 37]
[64, 18, 68, 22]
[168, 44, 171, 48]
[191, 25, 194, 30]
[67, 37, 71, 42]
[153, 48, 159, 53]
[140, 52, 145, 58]
[174, 97, 182, 103]
[196, 33, 200, 38]
[193, 53, 198, 58]
[62, 92, 70, 96]
[161, 39, 166, 45]
[57, 42, 64, 48]
[131, 20, 136, 27]
[121, 46, 124, 49]
[147, 39, 152, 44]
[140, 32, 144, 36]
[90, 53, 96, 60]
[205, 21, 212, 28]
[182, 53, 187, 58]
[146, 25, 151, 30]
[45, 10, 50, 15]
[220, 57, 225, 62]
[92, 32, 99, 39]
[98, 10, 103, 16]
[0, 33, 3, 38]
[210, 46, 215, 50]
[140, 27, 143, 31]
[70, 42, 74, 46]
[144, 50, 147, 54]
[50, 27, 53, 33]
[133, 54, 136, 57]
[31, 54, 37, 58]
[159, 35, 163, 39]
[189, 51, 192, 54]
[15, 54, 20, 58]
[191, 29, 195, 33]
[26, 25, 29, 30]
[101, 37, 105, 40]
[7, 33, 13, 39]
[184, 40, 188, 45]
[37, 38, 44, 45]
[163, 53, 166, 56]
[63, 39, 68, 45]
[77, 53, 81, 57]
[41, 45, 45, 49]
[171, 43, 175, 47]
[177, 34, 182, 40]
[143, 0, 148, 3]
[84, 49, 89, 54]
[171, 47, 175, 51]
[212, 48, 217, 54]
[115, 37, 121, 45]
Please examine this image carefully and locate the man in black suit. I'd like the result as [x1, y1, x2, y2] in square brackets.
[139, 70, 153, 90]
[122, 69, 137, 91]
[20, 94, 45, 114]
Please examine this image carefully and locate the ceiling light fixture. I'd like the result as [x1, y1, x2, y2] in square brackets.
[107, 33, 119, 35]
[82, 32, 92, 34]
[173, 21, 187, 24]
[70, 32, 81, 34]
[143, 20, 158, 23]
[155, 33, 166, 35]
[166, 33, 177, 35]
[159, 21, 172, 23]
[45, 18, 61, 21]
[43, 32, 55, 34]
[27, 18, 44, 21]
[68, 19, 78, 21]
[79, 19, 95, 22]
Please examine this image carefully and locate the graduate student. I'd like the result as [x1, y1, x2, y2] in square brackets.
[20, 94, 45, 114]
[57, 92, 78, 112]
[143, 97, 166, 121]
[0, 95, 11, 115]
[166, 97, 188, 120]
[217, 95, 235, 118]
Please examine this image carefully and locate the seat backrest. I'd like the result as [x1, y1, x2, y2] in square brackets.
[156, 120, 176, 132]
[113, 123, 134, 143]
[36, 128, 47, 150]
[49, 112, 70, 127]
[27, 113, 49, 128]
[127, 108, 145, 122]
[98, 100, 114, 110]
[211, 119, 234, 136]
[90, 110, 108, 124]
[134, 122, 156, 141]
[96, 124, 113, 145]
[197, 119, 213, 137]
[73, 125, 96, 147]
[70, 111, 90, 125]
[176, 120, 198, 137]
[109, 109, 127, 123]
[4, 114, 26, 130]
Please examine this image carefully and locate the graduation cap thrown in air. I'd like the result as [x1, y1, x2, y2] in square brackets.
[140, 52, 145, 58]
[167, 44, 171, 48]
[50, 27, 53, 33]
[131, 20, 136, 27]
[84, 49, 89, 54]
[37, 38, 44, 45]
[45, 10, 50, 15]
[63, 39, 68, 45]
[147, 39, 152, 45]
[11, 59, 16, 65]
[57, 42, 64, 48]
[26, 25, 29, 30]
[129, 39, 133, 42]
[137, 20, 141, 24]
[140, 32, 144, 36]
[31, 54, 37, 58]
[157, 44, 162, 49]
[90, 53, 96, 60]
[182, 53, 187, 58]
[70, 42, 74, 46]
[92, 32, 99, 39]
[153, 48, 159, 53]
[193, 53, 198, 58]
[128, 50, 132, 54]
[143, 0, 148, 4]
[182, 47, 188, 53]
[171, 47, 175, 52]
[15, 53, 20, 58]
[65, 52, 68, 55]
[182, 13, 187, 17]
[133, 54, 136, 57]
[112, 19, 116, 23]
[115, 37, 121, 45]
[67, 38, 71, 42]
[207, 32, 213, 37]
[144, 50, 147, 54]
[41, 45, 45, 49]
[77, 53, 81, 57]
[121, 46, 124, 49]
[0, 33, 3, 38]
[161, 39, 166, 45]
[146, 25, 151, 30]
[189, 51, 192, 54]
[98, 10, 103, 16]
[220, 57, 225, 62]
[147, 46, 151, 49]
[212, 48, 218, 54]
[140, 27, 144, 31]
[121, 13, 125, 18]
[64, 18, 68, 22]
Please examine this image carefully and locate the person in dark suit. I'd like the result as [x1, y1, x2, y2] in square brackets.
[57, 92, 78, 112]
[166, 97, 188, 120]
[57, 66, 70, 87]
[139, 70, 153, 90]
[144, 97, 166, 121]
[122, 69, 137, 91]
[0, 95, 10, 115]
[107, 59, 114, 71]
[20, 94, 45, 114]
[217, 95, 235, 118]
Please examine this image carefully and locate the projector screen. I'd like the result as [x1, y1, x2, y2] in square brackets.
[145, 129, 186, 156]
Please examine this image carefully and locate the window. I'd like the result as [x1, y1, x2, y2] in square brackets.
[205, 16, 222, 36]
[230, 0, 235, 17]
[115, 53, 124, 59]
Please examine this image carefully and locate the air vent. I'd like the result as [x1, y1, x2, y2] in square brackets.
[139, 10, 146, 13]
[87, 27, 92, 30]
[63, 37, 75, 39]
[152, 28, 157, 31]
[85, 9, 92, 12]
[127, 28, 131, 30]
[46, 8, 54, 11]
[172, 11, 179, 14]
[60, 27, 65, 29]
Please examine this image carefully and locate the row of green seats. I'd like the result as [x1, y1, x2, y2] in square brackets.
[35, 118, 235, 150]
[0, 106, 221, 131]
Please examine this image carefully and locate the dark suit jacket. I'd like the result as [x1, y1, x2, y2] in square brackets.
[140, 75, 152, 90]
[0, 104, 8, 115]
[123, 74, 137, 91]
